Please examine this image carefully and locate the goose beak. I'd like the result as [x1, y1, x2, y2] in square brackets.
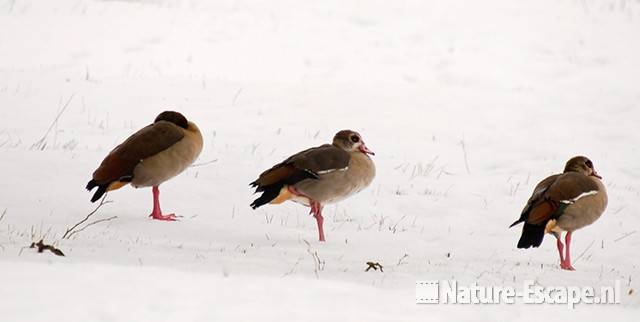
[592, 170, 602, 179]
[359, 143, 375, 156]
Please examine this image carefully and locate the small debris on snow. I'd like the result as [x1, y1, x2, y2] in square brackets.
[365, 262, 383, 272]
[29, 240, 64, 257]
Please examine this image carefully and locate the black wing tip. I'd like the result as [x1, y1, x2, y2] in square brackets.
[250, 191, 275, 209]
[249, 184, 283, 210]
[249, 199, 267, 210]
[87, 181, 108, 203]
[249, 181, 264, 192]
[516, 223, 545, 249]
[509, 219, 523, 228]
[517, 241, 542, 249]
[86, 179, 98, 191]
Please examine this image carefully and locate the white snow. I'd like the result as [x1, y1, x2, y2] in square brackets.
[1, 0, 639, 321]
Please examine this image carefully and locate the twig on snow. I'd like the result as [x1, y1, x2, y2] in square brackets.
[303, 240, 325, 278]
[232, 88, 243, 107]
[64, 216, 118, 240]
[190, 159, 218, 168]
[397, 253, 409, 266]
[62, 194, 115, 239]
[574, 239, 595, 264]
[614, 231, 636, 243]
[459, 137, 471, 174]
[31, 94, 75, 150]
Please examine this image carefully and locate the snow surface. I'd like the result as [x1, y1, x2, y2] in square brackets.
[1, 0, 639, 320]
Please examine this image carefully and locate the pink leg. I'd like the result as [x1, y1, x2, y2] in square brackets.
[561, 231, 575, 270]
[289, 187, 326, 242]
[149, 186, 177, 221]
[310, 201, 325, 242]
[555, 236, 565, 265]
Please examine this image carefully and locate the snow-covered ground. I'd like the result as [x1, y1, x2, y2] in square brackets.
[1, 0, 639, 320]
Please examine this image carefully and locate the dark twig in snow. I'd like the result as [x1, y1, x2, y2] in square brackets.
[190, 159, 218, 168]
[390, 215, 407, 234]
[64, 216, 118, 240]
[62, 194, 114, 239]
[283, 257, 302, 277]
[31, 94, 75, 150]
[303, 240, 325, 278]
[397, 253, 409, 266]
[232, 88, 243, 107]
[614, 230, 636, 243]
[459, 137, 471, 174]
[574, 239, 595, 264]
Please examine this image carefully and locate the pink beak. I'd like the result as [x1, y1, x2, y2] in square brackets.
[592, 169, 602, 179]
[359, 143, 375, 156]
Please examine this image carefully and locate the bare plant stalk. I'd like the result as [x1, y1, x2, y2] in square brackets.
[460, 138, 471, 174]
[283, 257, 302, 277]
[62, 194, 113, 239]
[397, 253, 409, 266]
[190, 159, 218, 167]
[574, 239, 595, 263]
[303, 240, 325, 278]
[64, 216, 118, 240]
[390, 215, 407, 234]
[614, 230, 636, 243]
[31, 94, 75, 150]
[232, 88, 243, 107]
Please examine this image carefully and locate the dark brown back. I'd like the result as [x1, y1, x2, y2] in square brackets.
[253, 144, 351, 187]
[92, 121, 185, 184]
[521, 172, 599, 224]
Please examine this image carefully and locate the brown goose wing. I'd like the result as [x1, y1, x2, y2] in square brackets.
[250, 144, 350, 208]
[527, 172, 599, 224]
[514, 174, 561, 226]
[513, 172, 599, 248]
[92, 121, 184, 185]
[253, 144, 350, 187]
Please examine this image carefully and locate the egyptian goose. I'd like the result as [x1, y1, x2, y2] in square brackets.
[86, 111, 203, 221]
[510, 156, 607, 270]
[250, 130, 376, 241]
